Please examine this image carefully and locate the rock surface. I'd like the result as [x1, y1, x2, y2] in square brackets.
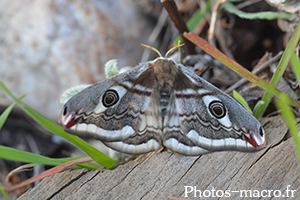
[0, 0, 154, 120]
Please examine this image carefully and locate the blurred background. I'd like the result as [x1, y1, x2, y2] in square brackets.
[0, 0, 299, 198]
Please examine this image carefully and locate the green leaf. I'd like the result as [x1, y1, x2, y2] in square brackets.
[276, 94, 300, 167]
[253, 100, 265, 117]
[0, 81, 117, 169]
[187, 3, 210, 30]
[0, 181, 7, 200]
[224, 2, 293, 21]
[183, 32, 300, 109]
[253, 22, 300, 118]
[291, 52, 300, 84]
[233, 90, 253, 114]
[0, 102, 16, 130]
[174, 1, 211, 45]
[0, 145, 98, 170]
[0, 95, 26, 130]
[105, 59, 119, 78]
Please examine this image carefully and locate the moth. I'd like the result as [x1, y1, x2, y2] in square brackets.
[59, 55, 266, 156]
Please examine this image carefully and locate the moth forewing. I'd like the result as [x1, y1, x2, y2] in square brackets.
[59, 57, 266, 156]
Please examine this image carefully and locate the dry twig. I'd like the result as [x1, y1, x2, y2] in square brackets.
[225, 51, 283, 93]
[161, 0, 196, 54]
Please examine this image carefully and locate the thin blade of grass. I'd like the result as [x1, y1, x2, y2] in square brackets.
[174, 1, 211, 45]
[0, 145, 98, 170]
[254, 22, 300, 118]
[0, 95, 25, 130]
[0, 98, 97, 169]
[3, 157, 93, 192]
[253, 100, 265, 114]
[0, 81, 117, 169]
[224, 2, 293, 20]
[291, 52, 300, 83]
[187, 2, 210, 30]
[0, 181, 8, 200]
[0, 102, 15, 130]
[276, 94, 300, 167]
[183, 32, 300, 109]
[233, 90, 253, 114]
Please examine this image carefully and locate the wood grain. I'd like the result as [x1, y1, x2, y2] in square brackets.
[18, 116, 300, 199]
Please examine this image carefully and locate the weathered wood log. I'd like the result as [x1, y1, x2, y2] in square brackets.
[18, 116, 300, 199]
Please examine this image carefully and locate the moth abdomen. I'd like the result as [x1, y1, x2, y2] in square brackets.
[160, 90, 171, 116]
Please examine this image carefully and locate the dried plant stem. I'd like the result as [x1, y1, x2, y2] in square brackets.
[161, 0, 196, 54]
[141, 9, 168, 62]
[225, 51, 283, 93]
[207, 0, 227, 46]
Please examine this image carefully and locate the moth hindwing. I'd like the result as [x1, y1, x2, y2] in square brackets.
[59, 57, 266, 156]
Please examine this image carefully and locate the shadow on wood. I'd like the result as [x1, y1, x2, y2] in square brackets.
[18, 116, 300, 199]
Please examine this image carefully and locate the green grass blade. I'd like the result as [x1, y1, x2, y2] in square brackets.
[0, 145, 98, 170]
[291, 52, 300, 83]
[183, 32, 300, 109]
[0, 181, 8, 200]
[0, 95, 27, 130]
[187, 3, 210, 30]
[224, 2, 293, 20]
[276, 94, 300, 167]
[253, 100, 265, 114]
[233, 90, 253, 114]
[0, 81, 117, 169]
[253, 22, 300, 118]
[174, 1, 210, 45]
[0, 102, 16, 130]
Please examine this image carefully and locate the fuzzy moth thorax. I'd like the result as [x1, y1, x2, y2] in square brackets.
[152, 58, 179, 90]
